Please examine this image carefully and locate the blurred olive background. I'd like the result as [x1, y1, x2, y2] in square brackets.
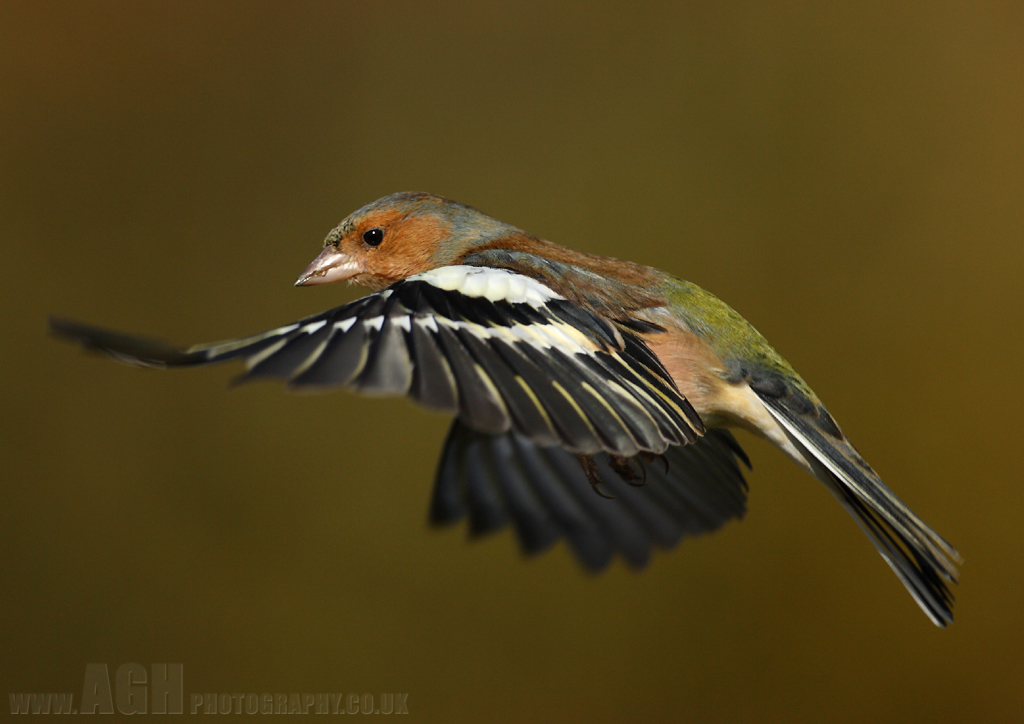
[3, 2, 1022, 722]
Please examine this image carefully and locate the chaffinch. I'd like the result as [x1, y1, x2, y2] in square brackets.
[51, 191, 960, 625]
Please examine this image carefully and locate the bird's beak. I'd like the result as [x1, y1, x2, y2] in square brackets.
[294, 247, 362, 286]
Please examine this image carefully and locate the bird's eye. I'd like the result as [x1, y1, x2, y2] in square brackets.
[362, 228, 385, 247]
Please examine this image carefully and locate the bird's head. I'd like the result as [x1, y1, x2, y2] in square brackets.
[295, 192, 519, 290]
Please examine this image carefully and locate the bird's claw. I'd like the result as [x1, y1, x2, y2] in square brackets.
[637, 451, 669, 475]
[609, 454, 647, 486]
[577, 454, 616, 499]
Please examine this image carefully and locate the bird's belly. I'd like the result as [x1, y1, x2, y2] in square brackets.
[646, 329, 810, 469]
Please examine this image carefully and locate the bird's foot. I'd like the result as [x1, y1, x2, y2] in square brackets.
[577, 454, 615, 499]
[637, 450, 670, 475]
[609, 454, 647, 486]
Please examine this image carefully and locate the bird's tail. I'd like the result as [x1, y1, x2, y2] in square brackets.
[759, 396, 961, 626]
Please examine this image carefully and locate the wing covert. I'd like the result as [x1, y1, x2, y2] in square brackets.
[50, 266, 704, 456]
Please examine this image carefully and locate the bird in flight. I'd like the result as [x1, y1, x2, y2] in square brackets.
[50, 192, 960, 625]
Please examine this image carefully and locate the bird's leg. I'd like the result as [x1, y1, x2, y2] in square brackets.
[577, 454, 615, 499]
[609, 454, 647, 486]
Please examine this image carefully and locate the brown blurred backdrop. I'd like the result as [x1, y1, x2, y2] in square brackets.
[2, 2, 1022, 721]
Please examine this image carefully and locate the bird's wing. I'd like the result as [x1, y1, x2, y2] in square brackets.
[431, 420, 750, 571]
[749, 380, 961, 626]
[50, 265, 704, 456]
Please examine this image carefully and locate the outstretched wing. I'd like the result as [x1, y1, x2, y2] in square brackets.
[50, 265, 704, 457]
[749, 379, 961, 626]
[431, 420, 750, 571]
